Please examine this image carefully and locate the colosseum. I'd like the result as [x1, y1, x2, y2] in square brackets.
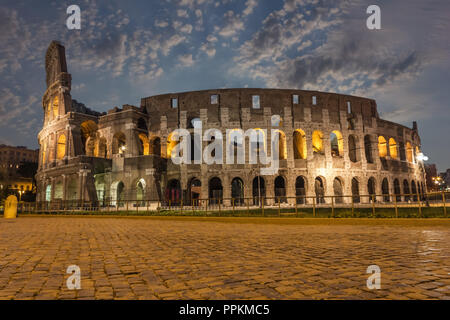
[36, 41, 427, 209]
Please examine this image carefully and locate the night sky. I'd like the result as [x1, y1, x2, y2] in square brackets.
[0, 0, 449, 171]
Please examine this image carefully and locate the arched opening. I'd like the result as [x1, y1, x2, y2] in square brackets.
[364, 135, 374, 163]
[333, 177, 344, 203]
[394, 179, 401, 202]
[112, 132, 126, 155]
[389, 138, 398, 159]
[330, 131, 344, 157]
[315, 177, 325, 204]
[111, 181, 125, 207]
[57, 134, 66, 160]
[368, 177, 376, 202]
[209, 177, 223, 205]
[252, 177, 266, 205]
[351, 178, 360, 203]
[138, 133, 150, 156]
[188, 118, 202, 129]
[399, 142, 406, 161]
[274, 176, 286, 203]
[411, 180, 417, 201]
[42, 141, 47, 165]
[248, 129, 266, 163]
[166, 179, 182, 206]
[403, 180, 410, 202]
[188, 178, 201, 206]
[273, 130, 287, 160]
[45, 184, 52, 202]
[295, 176, 306, 204]
[406, 142, 414, 163]
[81, 121, 98, 155]
[136, 179, 146, 206]
[52, 96, 59, 118]
[378, 136, 387, 158]
[231, 177, 244, 206]
[94, 175, 104, 205]
[166, 132, 179, 159]
[293, 129, 307, 159]
[348, 135, 359, 162]
[382, 178, 390, 202]
[312, 131, 324, 154]
[150, 137, 161, 156]
[137, 118, 148, 131]
[96, 138, 107, 158]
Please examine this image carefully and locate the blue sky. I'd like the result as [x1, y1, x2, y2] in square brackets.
[0, 0, 449, 171]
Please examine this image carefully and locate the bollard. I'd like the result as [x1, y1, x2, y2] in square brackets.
[4, 195, 18, 219]
[372, 195, 376, 218]
[394, 195, 398, 218]
[442, 191, 447, 218]
[331, 196, 335, 218]
[313, 197, 316, 217]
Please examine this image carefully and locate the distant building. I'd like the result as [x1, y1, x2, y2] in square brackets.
[425, 164, 439, 191]
[441, 169, 450, 190]
[0, 144, 39, 194]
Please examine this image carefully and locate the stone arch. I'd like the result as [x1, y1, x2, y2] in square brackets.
[368, 177, 376, 201]
[112, 132, 126, 155]
[406, 142, 414, 163]
[52, 96, 59, 118]
[188, 177, 201, 205]
[136, 178, 146, 205]
[312, 131, 324, 154]
[56, 134, 66, 160]
[389, 138, 398, 159]
[273, 130, 287, 160]
[138, 133, 150, 156]
[274, 176, 287, 203]
[351, 177, 360, 203]
[166, 179, 182, 206]
[394, 179, 401, 202]
[137, 118, 148, 131]
[231, 177, 245, 205]
[252, 176, 266, 205]
[411, 180, 417, 201]
[330, 130, 344, 157]
[293, 129, 307, 159]
[96, 137, 107, 158]
[150, 136, 161, 156]
[295, 176, 307, 204]
[364, 135, 374, 163]
[111, 181, 125, 207]
[348, 135, 359, 162]
[315, 176, 326, 204]
[45, 184, 52, 202]
[378, 136, 387, 158]
[81, 121, 98, 155]
[166, 132, 179, 159]
[333, 177, 344, 203]
[403, 180, 410, 202]
[382, 178, 390, 202]
[209, 177, 223, 205]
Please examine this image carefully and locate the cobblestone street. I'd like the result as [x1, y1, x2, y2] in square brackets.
[0, 217, 449, 300]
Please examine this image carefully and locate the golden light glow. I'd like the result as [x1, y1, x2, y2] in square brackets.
[330, 130, 344, 157]
[312, 130, 324, 154]
[389, 138, 398, 159]
[274, 130, 287, 160]
[378, 136, 387, 157]
[42, 141, 47, 165]
[167, 132, 179, 158]
[293, 129, 307, 159]
[56, 134, 66, 160]
[52, 96, 59, 118]
[139, 133, 150, 156]
[406, 142, 413, 163]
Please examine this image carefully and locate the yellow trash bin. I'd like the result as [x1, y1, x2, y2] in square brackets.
[4, 195, 18, 219]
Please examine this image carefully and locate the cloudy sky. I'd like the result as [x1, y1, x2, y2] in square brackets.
[0, 0, 449, 170]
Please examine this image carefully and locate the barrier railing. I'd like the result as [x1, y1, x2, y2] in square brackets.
[6, 190, 449, 218]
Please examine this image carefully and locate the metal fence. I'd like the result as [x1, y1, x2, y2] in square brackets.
[3, 191, 449, 218]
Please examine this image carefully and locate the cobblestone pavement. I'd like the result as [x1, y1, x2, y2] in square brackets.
[0, 217, 449, 300]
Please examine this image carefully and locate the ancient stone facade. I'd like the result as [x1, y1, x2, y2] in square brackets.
[36, 41, 427, 207]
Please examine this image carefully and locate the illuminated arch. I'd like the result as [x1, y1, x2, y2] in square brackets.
[42, 141, 47, 165]
[138, 133, 150, 156]
[56, 134, 66, 160]
[406, 142, 413, 163]
[389, 138, 398, 159]
[330, 130, 344, 157]
[274, 130, 287, 160]
[112, 132, 126, 155]
[378, 136, 387, 158]
[166, 132, 179, 158]
[293, 129, 307, 159]
[312, 130, 324, 154]
[52, 96, 59, 117]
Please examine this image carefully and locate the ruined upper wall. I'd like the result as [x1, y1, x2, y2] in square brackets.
[140, 88, 379, 130]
